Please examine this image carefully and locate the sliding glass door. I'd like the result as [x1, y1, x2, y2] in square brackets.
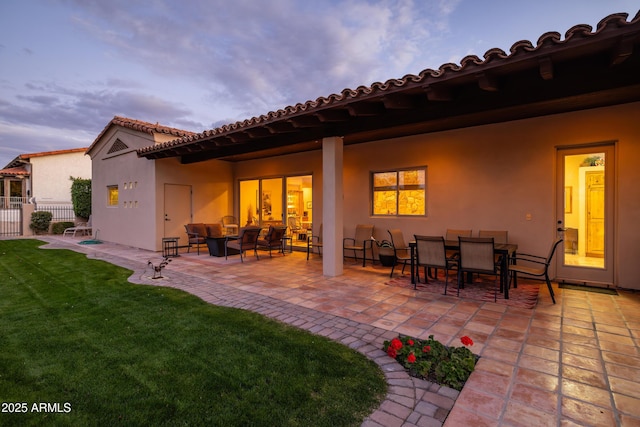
[238, 175, 313, 242]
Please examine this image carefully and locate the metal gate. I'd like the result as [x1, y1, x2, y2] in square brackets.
[0, 197, 23, 236]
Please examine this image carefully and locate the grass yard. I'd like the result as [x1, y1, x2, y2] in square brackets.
[0, 240, 386, 426]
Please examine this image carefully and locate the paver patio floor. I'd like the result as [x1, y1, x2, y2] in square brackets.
[40, 236, 640, 426]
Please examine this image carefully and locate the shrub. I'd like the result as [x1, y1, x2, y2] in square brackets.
[70, 177, 91, 219]
[52, 222, 75, 235]
[30, 211, 53, 234]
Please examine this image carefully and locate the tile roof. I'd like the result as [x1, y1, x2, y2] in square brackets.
[86, 116, 197, 155]
[0, 166, 29, 176]
[2, 147, 89, 170]
[137, 11, 640, 162]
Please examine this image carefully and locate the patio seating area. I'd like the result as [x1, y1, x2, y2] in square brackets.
[41, 235, 640, 426]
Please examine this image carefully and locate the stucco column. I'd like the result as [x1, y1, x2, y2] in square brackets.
[3, 178, 9, 208]
[322, 136, 344, 276]
[22, 203, 35, 236]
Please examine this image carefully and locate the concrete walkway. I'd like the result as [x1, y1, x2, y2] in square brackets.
[39, 237, 640, 426]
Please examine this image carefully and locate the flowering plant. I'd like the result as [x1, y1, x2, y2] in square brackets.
[383, 335, 477, 391]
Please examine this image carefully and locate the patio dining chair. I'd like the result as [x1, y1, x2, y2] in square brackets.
[478, 230, 508, 244]
[478, 229, 509, 271]
[508, 239, 563, 304]
[445, 228, 472, 258]
[225, 226, 261, 262]
[257, 225, 288, 257]
[288, 216, 303, 241]
[343, 224, 374, 267]
[307, 224, 323, 260]
[414, 235, 458, 294]
[387, 229, 412, 278]
[221, 215, 239, 236]
[457, 236, 500, 301]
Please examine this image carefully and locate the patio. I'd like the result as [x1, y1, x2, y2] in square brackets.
[41, 236, 640, 426]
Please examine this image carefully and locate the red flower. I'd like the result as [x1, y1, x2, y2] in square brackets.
[407, 339, 414, 346]
[407, 353, 416, 363]
[387, 347, 397, 358]
[390, 338, 403, 350]
[461, 336, 474, 346]
[423, 345, 431, 353]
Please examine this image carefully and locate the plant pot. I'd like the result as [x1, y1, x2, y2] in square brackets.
[378, 247, 396, 267]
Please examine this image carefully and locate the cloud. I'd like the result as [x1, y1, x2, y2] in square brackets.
[0, 0, 462, 166]
[65, 0, 458, 117]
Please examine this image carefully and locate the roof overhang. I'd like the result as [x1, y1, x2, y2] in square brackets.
[138, 12, 640, 164]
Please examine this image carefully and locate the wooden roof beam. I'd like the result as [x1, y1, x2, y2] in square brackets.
[424, 85, 452, 101]
[347, 102, 385, 116]
[382, 93, 415, 109]
[245, 127, 272, 138]
[264, 122, 296, 133]
[315, 109, 351, 122]
[611, 35, 635, 65]
[539, 57, 554, 80]
[288, 115, 321, 128]
[477, 72, 499, 91]
[227, 132, 251, 143]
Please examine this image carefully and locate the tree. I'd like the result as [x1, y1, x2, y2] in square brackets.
[70, 177, 91, 219]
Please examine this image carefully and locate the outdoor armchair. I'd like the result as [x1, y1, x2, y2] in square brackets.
[508, 239, 563, 304]
[184, 223, 207, 255]
[205, 223, 224, 238]
[225, 226, 261, 262]
[257, 225, 288, 257]
[343, 224, 374, 267]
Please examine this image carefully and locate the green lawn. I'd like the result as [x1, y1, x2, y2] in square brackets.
[0, 240, 386, 426]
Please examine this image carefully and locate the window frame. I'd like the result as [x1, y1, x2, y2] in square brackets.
[107, 185, 119, 207]
[371, 166, 427, 217]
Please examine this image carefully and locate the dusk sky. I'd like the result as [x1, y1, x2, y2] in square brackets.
[1, 0, 638, 168]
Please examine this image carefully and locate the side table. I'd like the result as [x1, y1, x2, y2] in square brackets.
[162, 237, 180, 257]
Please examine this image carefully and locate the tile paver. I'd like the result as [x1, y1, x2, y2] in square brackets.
[32, 236, 640, 426]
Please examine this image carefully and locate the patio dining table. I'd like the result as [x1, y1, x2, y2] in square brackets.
[409, 240, 518, 299]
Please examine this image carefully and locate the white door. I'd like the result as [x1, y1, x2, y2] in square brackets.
[556, 144, 614, 286]
[164, 184, 192, 241]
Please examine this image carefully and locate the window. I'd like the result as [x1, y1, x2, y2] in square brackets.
[372, 168, 425, 216]
[107, 185, 119, 206]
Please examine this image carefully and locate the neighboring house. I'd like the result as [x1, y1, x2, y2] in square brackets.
[1, 147, 91, 204]
[88, 12, 640, 290]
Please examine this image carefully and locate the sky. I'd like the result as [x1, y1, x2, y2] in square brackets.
[0, 0, 638, 168]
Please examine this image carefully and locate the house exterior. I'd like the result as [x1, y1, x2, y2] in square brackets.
[1, 147, 91, 204]
[88, 12, 640, 290]
[0, 148, 91, 236]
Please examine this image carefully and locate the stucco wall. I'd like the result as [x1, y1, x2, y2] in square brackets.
[30, 151, 91, 202]
[155, 157, 234, 250]
[231, 102, 640, 289]
[90, 128, 158, 251]
[341, 102, 639, 289]
[91, 102, 639, 288]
